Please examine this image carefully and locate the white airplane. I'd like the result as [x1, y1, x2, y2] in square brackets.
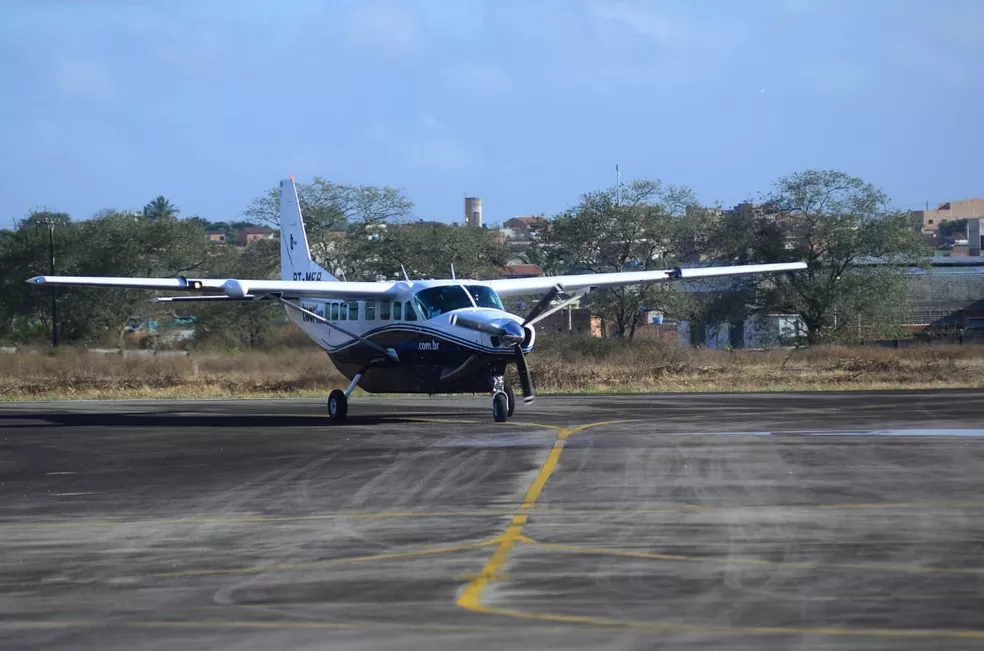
[27, 178, 806, 423]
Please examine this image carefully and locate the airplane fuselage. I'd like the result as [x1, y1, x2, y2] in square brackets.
[285, 279, 535, 394]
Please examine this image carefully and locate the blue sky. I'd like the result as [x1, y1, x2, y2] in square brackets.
[1, 0, 981, 227]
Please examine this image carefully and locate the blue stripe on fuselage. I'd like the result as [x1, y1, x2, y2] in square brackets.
[318, 323, 531, 356]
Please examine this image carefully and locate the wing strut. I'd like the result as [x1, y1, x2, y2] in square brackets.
[270, 296, 398, 363]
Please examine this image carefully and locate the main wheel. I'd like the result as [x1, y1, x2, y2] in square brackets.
[492, 391, 509, 422]
[327, 389, 348, 422]
[504, 385, 515, 417]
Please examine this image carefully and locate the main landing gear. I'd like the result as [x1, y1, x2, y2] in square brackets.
[327, 367, 367, 424]
[491, 375, 516, 422]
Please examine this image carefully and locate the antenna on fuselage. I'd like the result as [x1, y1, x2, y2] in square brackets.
[450, 263, 456, 280]
[401, 265, 411, 281]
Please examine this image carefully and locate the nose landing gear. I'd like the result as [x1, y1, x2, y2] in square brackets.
[491, 376, 516, 422]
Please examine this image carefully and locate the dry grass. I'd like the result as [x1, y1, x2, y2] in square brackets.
[1, 341, 983, 401]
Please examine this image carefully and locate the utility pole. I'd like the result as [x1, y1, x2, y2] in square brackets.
[42, 219, 58, 347]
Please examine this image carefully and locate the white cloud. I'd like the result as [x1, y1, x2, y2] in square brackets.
[338, 0, 425, 61]
[588, 0, 717, 49]
[365, 114, 474, 171]
[49, 56, 118, 103]
[417, 113, 444, 130]
[800, 60, 872, 96]
[441, 61, 514, 101]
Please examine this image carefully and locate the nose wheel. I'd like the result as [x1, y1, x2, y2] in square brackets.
[491, 377, 516, 422]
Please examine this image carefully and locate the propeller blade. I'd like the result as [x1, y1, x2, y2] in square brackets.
[522, 285, 562, 327]
[513, 345, 535, 403]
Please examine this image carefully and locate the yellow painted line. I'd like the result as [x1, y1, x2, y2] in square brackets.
[506, 421, 563, 431]
[0, 510, 522, 531]
[404, 418, 480, 425]
[523, 539, 984, 576]
[151, 537, 501, 579]
[0, 618, 624, 634]
[457, 420, 633, 610]
[9, 499, 984, 532]
[460, 602, 984, 640]
[456, 418, 984, 640]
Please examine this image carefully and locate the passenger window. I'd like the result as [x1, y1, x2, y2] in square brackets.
[331, 303, 339, 321]
[380, 300, 391, 320]
[339, 302, 347, 320]
[405, 301, 417, 321]
[349, 303, 358, 320]
[365, 301, 375, 321]
[393, 301, 402, 320]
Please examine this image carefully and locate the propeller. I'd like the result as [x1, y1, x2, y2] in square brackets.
[449, 284, 565, 405]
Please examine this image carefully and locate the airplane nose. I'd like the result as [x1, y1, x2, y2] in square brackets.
[500, 320, 524, 344]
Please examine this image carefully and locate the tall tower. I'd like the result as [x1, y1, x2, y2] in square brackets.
[465, 197, 482, 228]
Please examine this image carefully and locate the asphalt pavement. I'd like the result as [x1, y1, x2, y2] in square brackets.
[2, 391, 984, 650]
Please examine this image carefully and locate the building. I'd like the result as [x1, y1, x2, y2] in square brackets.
[465, 197, 482, 228]
[500, 263, 543, 278]
[238, 226, 276, 244]
[501, 216, 545, 242]
[206, 231, 227, 243]
[913, 199, 984, 233]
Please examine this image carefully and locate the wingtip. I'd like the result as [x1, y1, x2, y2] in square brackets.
[26, 276, 44, 285]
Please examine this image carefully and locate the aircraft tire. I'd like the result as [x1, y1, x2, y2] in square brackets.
[327, 389, 348, 422]
[505, 385, 515, 417]
[492, 391, 509, 422]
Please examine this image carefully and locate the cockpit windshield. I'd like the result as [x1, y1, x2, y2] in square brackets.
[466, 285, 505, 310]
[414, 285, 504, 319]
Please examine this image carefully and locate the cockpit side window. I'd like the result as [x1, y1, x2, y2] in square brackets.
[414, 285, 474, 319]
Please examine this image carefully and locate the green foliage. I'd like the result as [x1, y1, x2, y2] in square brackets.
[365, 224, 510, 282]
[191, 239, 285, 349]
[243, 177, 413, 279]
[938, 218, 968, 238]
[143, 196, 179, 221]
[2, 168, 940, 350]
[531, 179, 703, 338]
[705, 169, 928, 343]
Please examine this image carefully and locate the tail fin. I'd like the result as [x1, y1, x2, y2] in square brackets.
[279, 177, 336, 282]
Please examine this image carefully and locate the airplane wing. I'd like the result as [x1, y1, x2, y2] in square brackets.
[25, 275, 403, 300]
[485, 262, 807, 297]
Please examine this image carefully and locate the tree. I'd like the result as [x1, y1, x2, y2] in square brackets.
[706, 169, 928, 344]
[938, 218, 969, 239]
[143, 196, 180, 221]
[243, 177, 413, 278]
[369, 223, 510, 282]
[0, 211, 77, 343]
[191, 238, 285, 348]
[532, 179, 701, 339]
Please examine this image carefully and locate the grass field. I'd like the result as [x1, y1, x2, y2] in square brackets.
[1, 338, 982, 401]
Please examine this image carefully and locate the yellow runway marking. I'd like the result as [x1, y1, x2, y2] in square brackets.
[404, 418, 480, 425]
[150, 537, 501, 579]
[6, 499, 984, 531]
[455, 419, 984, 640]
[523, 539, 984, 576]
[452, 604, 984, 640]
[457, 420, 632, 610]
[0, 618, 634, 635]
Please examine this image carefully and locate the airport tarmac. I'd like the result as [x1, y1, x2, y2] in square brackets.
[2, 390, 984, 650]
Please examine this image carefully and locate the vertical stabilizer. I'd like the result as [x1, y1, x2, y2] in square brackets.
[279, 177, 336, 282]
